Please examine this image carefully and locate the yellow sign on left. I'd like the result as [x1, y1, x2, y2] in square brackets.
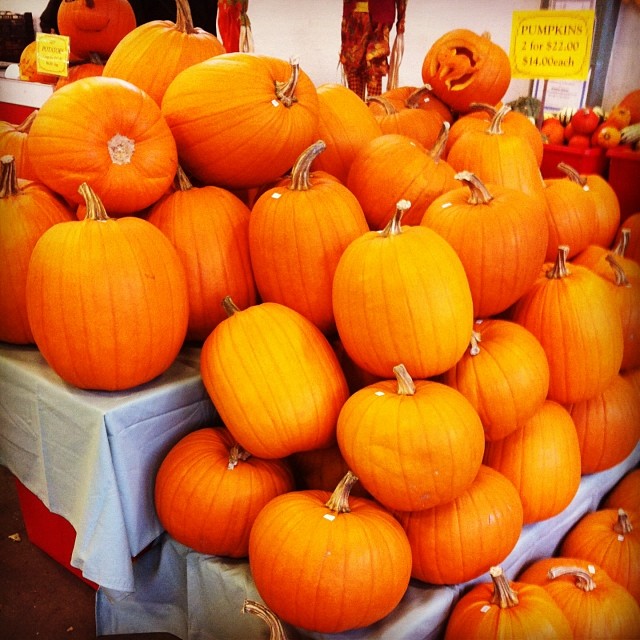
[36, 32, 70, 77]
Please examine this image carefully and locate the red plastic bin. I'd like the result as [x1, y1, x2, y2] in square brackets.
[540, 143, 608, 180]
[606, 146, 640, 223]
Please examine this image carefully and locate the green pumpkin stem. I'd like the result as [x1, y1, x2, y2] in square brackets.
[547, 565, 597, 592]
[274, 57, 300, 107]
[613, 508, 633, 535]
[381, 199, 412, 237]
[242, 599, 289, 640]
[79, 182, 109, 221]
[228, 444, 251, 470]
[221, 295, 241, 317]
[0, 155, 19, 198]
[487, 104, 511, 136]
[174, 165, 193, 192]
[175, 0, 195, 33]
[546, 245, 571, 279]
[489, 566, 519, 608]
[429, 121, 450, 162]
[289, 140, 326, 191]
[455, 170, 494, 205]
[605, 254, 630, 287]
[325, 470, 359, 514]
[393, 364, 416, 395]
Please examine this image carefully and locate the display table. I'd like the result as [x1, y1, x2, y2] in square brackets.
[0, 343, 217, 593]
[96, 442, 640, 640]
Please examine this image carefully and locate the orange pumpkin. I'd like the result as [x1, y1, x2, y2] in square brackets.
[18, 40, 58, 84]
[615, 213, 640, 263]
[371, 84, 454, 124]
[54, 56, 104, 90]
[0, 111, 38, 181]
[603, 468, 640, 513]
[618, 88, 640, 125]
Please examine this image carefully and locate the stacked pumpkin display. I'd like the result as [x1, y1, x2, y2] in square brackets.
[1, 4, 639, 637]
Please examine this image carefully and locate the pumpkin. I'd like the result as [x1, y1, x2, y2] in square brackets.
[603, 468, 640, 513]
[25, 182, 189, 390]
[541, 116, 566, 146]
[421, 29, 511, 114]
[447, 105, 546, 196]
[200, 297, 349, 459]
[103, 0, 225, 106]
[606, 104, 632, 129]
[0, 155, 74, 344]
[162, 53, 319, 190]
[26, 76, 177, 216]
[0, 111, 38, 181]
[332, 200, 474, 379]
[18, 41, 58, 84]
[248, 140, 369, 335]
[618, 89, 640, 125]
[565, 373, 640, 474]
[346, 127, 458, 230]
[395, 465, 523, 585]
[442, 319, 550, 442]
[146, 166, 257, 342]
[370, 84, 454, 124]
[331, 337, 382, 395]
[483, 399, 582, 525]
[154, 427, 294, 557]
[57, 0, 136, 59]
[444, 566, 573, 639]
[248, 471, 412, 633]
[310, 83, 382, 184]
[615, 213, 640, 263]
[421, 171, 549, 318]
[54, 54, 104, 90]
[337, 364, 485, 512]
[511, 245, 624, 404]
[573, 228, 640, 282]
[561, 508, 640, 603]
[518, 558, 640, 640]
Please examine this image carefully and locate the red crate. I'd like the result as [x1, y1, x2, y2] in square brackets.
[540, 143, 608, 180]
[606, 146, 640, 223]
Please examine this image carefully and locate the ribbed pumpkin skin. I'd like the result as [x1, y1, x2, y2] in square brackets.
[0, 113, 38, 181]
[585, 174, 621, 248]
[311, 83, 382, 184]
[604, 468, 640, 513]
[483, 400, 582, 525]
[25, 204, 189, 390]
[421, 175, 549, 317]
[0, 157, 75, 344]
[395, 466, 523, 585]
[103, 1, 225, 106]
[518, 557, 640, 640]
[565, 374, 640, 475]
[200, 301, 349, 459]
[442, 319, 550, 441]
[332, 217, 474, 379]
[337, 377, 485, 511]
[26, 77, 177, 215]
[147, 181, 257, 342]
[162, 53, 319, 189]
[154, 427, 294, 557]
[512, 250, 624, 404]
[248, 488, 412, 633]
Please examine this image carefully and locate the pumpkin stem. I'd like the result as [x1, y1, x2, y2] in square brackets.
[393, 364, 416, 396]
[108, 133, 135, 166]
[15, 110, 38, 133]
[274, 57, 300, 107]
[545, 245, 571, 280]
[325, 470, 359, 514]
[367, 96, 396, 115]
[429, 121, 450, 163]
[221, 296, 241, 317]
[242, 599, 289, 640]
[489, 566, 519, 608]
[605, 254, 630, 288]
[613, 228, 631, 258]
[289, 140, 326, 191]
[469, 102, 497, 117]
[174, 165, 193, 192]
[175, 0, 196, 33]
[487, 104, 511, 136]
[557, 162, 588, 189]
[228, 443, 251, 470]
[380, 199, 412, 237]
[469, 330, 482, 356]
[455, 170, 494, 205]
[547, 565, 597, 592]
[613, 508, 633, 535]
[0, 155, 19, 199]
[405, 84, 435, 109]
[78, 182, 110, 221]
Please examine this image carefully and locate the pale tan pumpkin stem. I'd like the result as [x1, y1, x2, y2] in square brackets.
[242, 600, 289, 640]
[274, 57, 300, 107]
[455, 170, 494, 205]
[174, 165, 193, 192]
[393, 364, 416, 396]
[605, 254, 630, 287]
[429, 121, 450, 162]
[547, 565, 597, 592]
[469, 330, 482, 356]
[487, 104, 511, 136]
[175, 0, 196, 33]
[613, 508, 633, 535]
[557, 162, 587, 188]
[613, 228, 631, 258]
[380, 199, 412, 237]
[289, 140, 326, 191]
[0, 155, 19, 198]
[221, 296, 241, 317]
[16, 110, 38, 133]
[545, 245, 571, 279]
[367, 96, 397, 115]
[228, 444, 251, 470]
[489, 566, 519, 608]
[405, 84, 435, 109]
[78, 182, 109, 221]
[325, 470, 359, 514]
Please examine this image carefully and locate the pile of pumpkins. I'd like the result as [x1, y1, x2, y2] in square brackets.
[1, 1, 640, 637]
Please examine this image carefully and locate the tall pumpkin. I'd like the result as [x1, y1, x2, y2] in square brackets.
[25, 183, 189, 390]
[26, 76, 177, 216]
[332, 201, 474, 379]
[200, 298, 349, 459]
[248, 471, 412, 633]
[162, 53, 319, 190]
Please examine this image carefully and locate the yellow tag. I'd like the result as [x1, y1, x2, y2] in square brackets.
[35, 32, 70, 78]
[354, 2, 369, 13]
[509, 10, 595, 81]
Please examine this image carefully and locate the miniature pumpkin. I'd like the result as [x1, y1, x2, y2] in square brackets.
[154, 427, 295, 557]
[25, 182, 189, 390]
[617, 89, 640, 125]
[18, 40, 58, 84]
[248, 471, 412, 633]
[0, 111, 38, 181]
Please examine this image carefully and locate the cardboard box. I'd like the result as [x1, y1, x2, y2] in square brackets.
[541, 143, 608, 180]
[606, 146, 640, 223]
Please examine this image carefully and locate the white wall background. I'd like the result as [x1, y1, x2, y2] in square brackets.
[2, 0, 639, 109]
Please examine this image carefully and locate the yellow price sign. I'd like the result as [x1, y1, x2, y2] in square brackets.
[510, 10, 595, 81]
[36, 32, 70, 78]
